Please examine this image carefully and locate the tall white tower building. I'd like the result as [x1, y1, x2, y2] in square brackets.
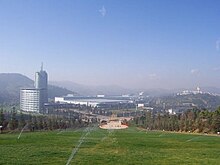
[35, 63, 48, 105]
[20, 64, 48, 113]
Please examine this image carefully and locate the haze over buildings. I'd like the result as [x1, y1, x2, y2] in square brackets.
[1, 1, 220, 89]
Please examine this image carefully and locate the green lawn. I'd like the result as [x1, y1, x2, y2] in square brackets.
[0, 127, 220, 164]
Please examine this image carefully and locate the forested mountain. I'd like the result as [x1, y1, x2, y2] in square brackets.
[0, 73, 74, 104]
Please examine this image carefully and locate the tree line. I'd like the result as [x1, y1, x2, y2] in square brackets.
[0, 107, 91, 133]
[133, 107, 220, 134]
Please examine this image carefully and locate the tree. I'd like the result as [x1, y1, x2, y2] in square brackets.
[9, 110, 18, 130]
[0, 107, 5, 126]
[47, 118, 53, 130]
[145, 111, 152, 129]
[212, 107, 220, 133]
[32, 116, 38, 131]
[18, 112, 26, 130]
[179, 113, 186, 132]
[27, 115, 34, 131]
[42, 117, 48, 130]
[37, 116, 44, 130]
[198, 110, 210, 133]
[0, 107, 6, 133]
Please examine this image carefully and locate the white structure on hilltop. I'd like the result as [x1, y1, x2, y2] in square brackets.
[177, 87, 203, 96]
[20, 64, 48, 113]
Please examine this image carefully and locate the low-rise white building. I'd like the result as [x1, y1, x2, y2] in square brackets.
[20, 88, 41, 112]
[54, 96, 132, 108]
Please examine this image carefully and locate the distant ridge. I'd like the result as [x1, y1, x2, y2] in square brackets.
[0, 73, 74, 104]
[50, 81, 220, 97]
[49, 81, 134, 96]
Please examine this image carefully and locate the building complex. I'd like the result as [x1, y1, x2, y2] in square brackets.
[54, 95, 134, 109]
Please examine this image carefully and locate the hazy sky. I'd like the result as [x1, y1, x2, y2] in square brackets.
[1, 0, 220, 89]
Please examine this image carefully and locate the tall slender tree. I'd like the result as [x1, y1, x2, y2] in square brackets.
[9, 109, 18, 130]
[212, 107, 220, 133]
[18, 112, 26, 130]
[0, 107, 5, 126]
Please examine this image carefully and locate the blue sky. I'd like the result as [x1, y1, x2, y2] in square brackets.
[0, 0, 220, 89]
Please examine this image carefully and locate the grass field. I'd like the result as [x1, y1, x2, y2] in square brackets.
[0, 126, 220, 165]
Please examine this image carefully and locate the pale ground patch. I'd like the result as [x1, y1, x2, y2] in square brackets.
[99, 124, 128, 129]
[99, 119, 128, 129]
[99, 115, 129, 130]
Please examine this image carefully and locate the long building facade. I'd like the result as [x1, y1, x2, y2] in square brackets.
[20, 65, 48, 113]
